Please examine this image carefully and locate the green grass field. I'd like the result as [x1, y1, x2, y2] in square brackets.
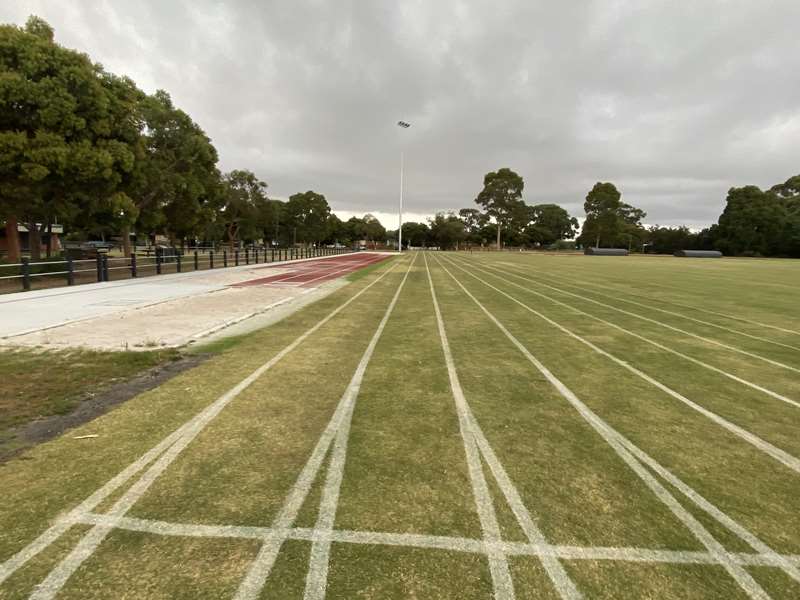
[1, 251, 799, 599]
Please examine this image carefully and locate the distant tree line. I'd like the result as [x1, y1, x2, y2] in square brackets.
[396, 167, 580, 250]
[0, 16, 380, 262]
[3, 18, 796, 260]
[583, 175, 800, 257]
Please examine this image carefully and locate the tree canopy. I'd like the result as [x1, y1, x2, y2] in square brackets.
[474, 167, 525, 249]
[0, 16, 350, 259]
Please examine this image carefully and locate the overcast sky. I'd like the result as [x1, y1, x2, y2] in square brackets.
[3, 1, 800, 229]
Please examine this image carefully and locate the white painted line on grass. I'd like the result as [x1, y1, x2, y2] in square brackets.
[534, 261, 800, 337]
[466, 259, 800, 411]
[494, 259, 800, 337]
[498, 261, 800, 350]
[72, 513, 800, 569]
[442, 256, 800, 473]
[235, 256, 415, 600]
[468, 257, 800, 375]
[448, 256, 800, 586]
[424, 253, 518, 600]
[16, 258, 402, 599]
[303, 256, 414, 600]
[434, 255, 772, 599]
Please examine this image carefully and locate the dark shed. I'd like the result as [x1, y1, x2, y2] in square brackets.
[584, 248, 629, 256]
[674, 250, 723, 258]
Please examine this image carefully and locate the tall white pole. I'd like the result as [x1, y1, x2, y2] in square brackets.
[398, 151, 404, 252]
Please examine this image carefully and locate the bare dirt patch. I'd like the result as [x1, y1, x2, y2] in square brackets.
[0, 353, 208, 462]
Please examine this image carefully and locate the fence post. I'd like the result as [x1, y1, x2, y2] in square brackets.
[22, 257, 31, 291]
[234, 250, 238, 266]
[194, 251, 199, 270]
[245, 248, 250, 265]
[176, 253, 182, 273]
[102, 254, 110, 282]
[156, 248, 162, 275]
[96, 255, 103, 282]
[210, 250, 215, 269]
[67, 257, 75, 286]
[131, 253, 137, 278]
[224, 249, 229, 267]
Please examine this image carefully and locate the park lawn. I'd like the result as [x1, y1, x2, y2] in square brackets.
[1, 251, 799, 598]
[0, 347, 180, 452]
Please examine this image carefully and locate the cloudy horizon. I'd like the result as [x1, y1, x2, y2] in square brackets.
[3, 1, 799, 230]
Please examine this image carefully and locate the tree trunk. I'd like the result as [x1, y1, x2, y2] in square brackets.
[121, 224, 132, 258]
[496, 224, 502, 251]
[45, 221, 52, 258]
[226, 224, 237, 251]
[5, 215, 21, 262]
[595, 234, 600, 248]
[29, 221, 42, 261]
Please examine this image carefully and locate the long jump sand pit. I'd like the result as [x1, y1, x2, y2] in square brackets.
[0, 253, 391, 351]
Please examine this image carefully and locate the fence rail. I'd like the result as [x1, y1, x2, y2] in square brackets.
[0, 246, 355, 294]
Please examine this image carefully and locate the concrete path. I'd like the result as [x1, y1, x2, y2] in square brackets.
[0, 256, 348, 339]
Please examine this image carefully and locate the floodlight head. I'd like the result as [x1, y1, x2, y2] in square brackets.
[397, 121, 411, 128]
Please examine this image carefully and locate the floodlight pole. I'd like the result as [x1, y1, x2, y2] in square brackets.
[399, 150, 404, 252]
[397, 120, 410, 252]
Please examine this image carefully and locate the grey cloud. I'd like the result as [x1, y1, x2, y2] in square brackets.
[3, 0, 800, 229]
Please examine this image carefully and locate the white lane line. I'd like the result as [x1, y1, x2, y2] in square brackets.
[301, 255, 387, 286]
[535, 264, 800, 337]
[447, 257, 800, 585]
[72, 513, 800, 569]
[433, 255, 772, 599]
[442, 256, 800, 473]
[463, 259, 800, 411]
[0, 431, 183, 586]
[303, 256, 415, 600]
[23, 258, 404, 600]
[236, 256, 415, 600]
[469, 258, 800, 375]
[423, 253, 518, 600]
[497, 261, 800, 349]
[267, 255, 383, 285]
[496, 259, 800, 337]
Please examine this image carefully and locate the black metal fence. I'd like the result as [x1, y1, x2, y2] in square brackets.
[0, 246, 354, 294]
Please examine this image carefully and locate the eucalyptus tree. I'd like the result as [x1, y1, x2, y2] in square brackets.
[474, 168, 525, 249]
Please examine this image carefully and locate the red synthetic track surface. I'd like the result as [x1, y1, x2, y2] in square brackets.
[232, 252, 391, 288]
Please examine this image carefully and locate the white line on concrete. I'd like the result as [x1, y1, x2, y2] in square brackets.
[433, 255, 772, 599]
[441, 255, 800, 473]
[235, 256, 415, 600]
[496, 260, 800, 350]
[462, 259, 800, 411]
[467, 257, 800, 375]
[182, 293, 310, 345]
[72, 513, 800, 569]
[424, 252, 518, 600]
[17, 258, 402, 599]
